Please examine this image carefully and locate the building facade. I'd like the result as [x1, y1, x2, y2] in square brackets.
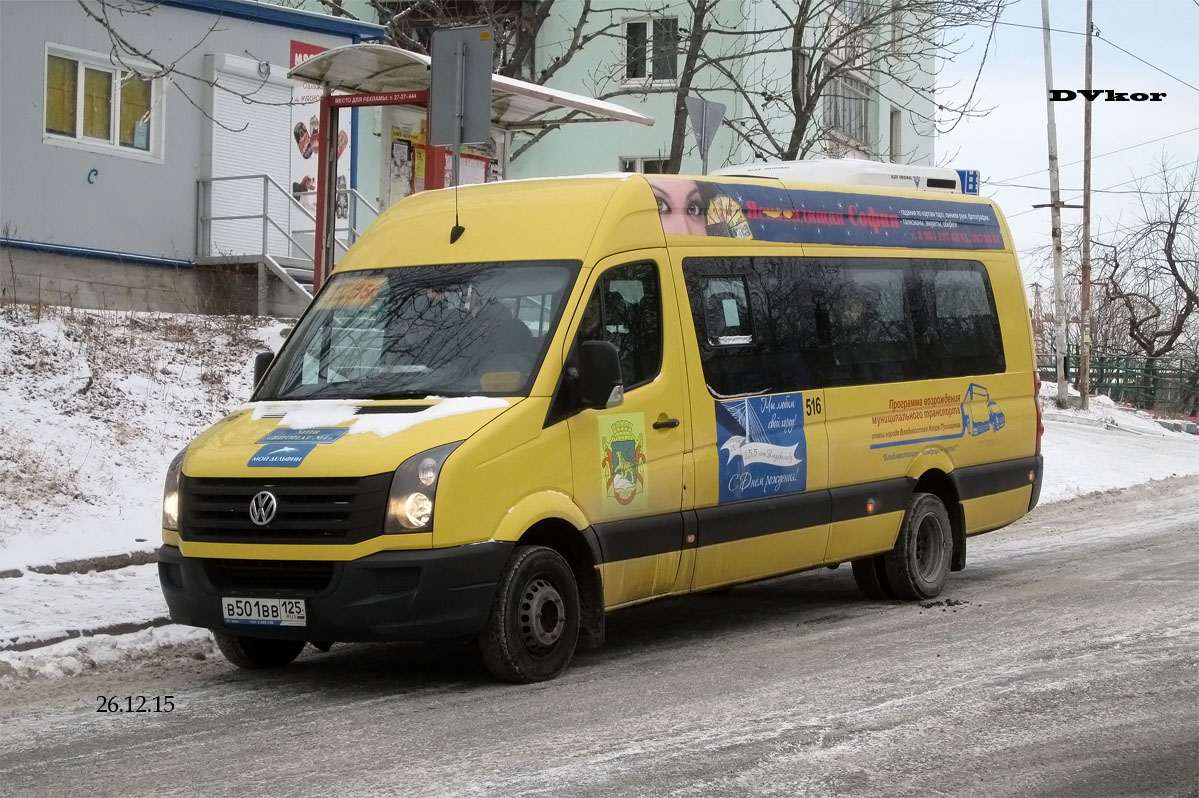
[0, 0, 384, 314]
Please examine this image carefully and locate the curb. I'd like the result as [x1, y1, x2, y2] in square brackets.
[1, 549, 158, 580]
[0, 617, 173, 653]
[1042, 412, 1106, 429]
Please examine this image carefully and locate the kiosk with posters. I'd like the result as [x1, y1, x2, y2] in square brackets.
[287, 42, 654, 291]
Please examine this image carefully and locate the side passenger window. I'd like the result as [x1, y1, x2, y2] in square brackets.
[915, 261, 1005, 376]
[578, 263, 662, 390]
[701, 276, 753, 345]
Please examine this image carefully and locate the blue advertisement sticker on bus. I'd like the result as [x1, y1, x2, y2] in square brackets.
[247, 443, 318, 468]
[257, 427, 348, 445]
[715, 393, 807, 503]
[647, 177, 1005, 250]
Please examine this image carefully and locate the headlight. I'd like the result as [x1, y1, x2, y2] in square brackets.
[162, 448, 186, 531]
[385, 442, 462, 533]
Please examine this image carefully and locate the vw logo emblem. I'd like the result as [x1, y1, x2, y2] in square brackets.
[249, 491, 278, 526]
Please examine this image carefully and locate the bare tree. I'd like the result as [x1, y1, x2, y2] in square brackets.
[1097, 161, 1198, 361]
[316, 0, 628, 84]
[1092, 161, 1199, 410]
[584, 0, 1008, 170]
[342, 0, 1008, 169]
[1032, 160, 1199, 409]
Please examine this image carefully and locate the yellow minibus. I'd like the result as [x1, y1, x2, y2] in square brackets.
[159, 162, 1043, 682]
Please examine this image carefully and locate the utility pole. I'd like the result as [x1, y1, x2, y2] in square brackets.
[1039, 0, 1069, 407]
[1079, 0, 1095, 411]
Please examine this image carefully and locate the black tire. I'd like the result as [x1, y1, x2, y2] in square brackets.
[884, 492, 953, 600]
[851, 555, 894, 600]
[479, 546, 580, 683]
[212, 630, 305, 669]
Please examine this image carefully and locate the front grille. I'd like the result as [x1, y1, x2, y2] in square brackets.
[180, 474, 391, 544]
[205, 559, 335, 593]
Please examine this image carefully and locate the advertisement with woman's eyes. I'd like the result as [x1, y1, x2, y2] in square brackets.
[647, 177, 754, 239]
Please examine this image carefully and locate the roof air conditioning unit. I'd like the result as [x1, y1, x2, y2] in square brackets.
[711, 157, 962, 194]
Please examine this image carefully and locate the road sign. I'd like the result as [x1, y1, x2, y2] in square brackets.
[685, 96, 725, 175]
[430, 26, 494, 148]
[956, 169, 980, 195]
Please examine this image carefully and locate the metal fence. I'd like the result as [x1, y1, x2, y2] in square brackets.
[1037, 350, 1199, 414]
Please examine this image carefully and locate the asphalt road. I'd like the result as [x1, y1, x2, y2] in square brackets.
[2, 478, 1197, 798]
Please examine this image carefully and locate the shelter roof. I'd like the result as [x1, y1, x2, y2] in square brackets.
[287, 43, 654, 130]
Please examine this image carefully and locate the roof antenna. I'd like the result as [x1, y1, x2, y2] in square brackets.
[450, 179, 464, 243]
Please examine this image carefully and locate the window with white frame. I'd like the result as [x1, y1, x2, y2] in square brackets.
[620, 156, 670, 174]
[824, 75, 871, 147]
[44, 46, 162, 158]
[624, 17, 678, 83]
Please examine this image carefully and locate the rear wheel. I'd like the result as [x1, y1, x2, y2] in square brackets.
[851, 556, 894, 599]
[212, 630, 305, 669]
[884, 492, 953, 600]
[479, 546, 580, 683]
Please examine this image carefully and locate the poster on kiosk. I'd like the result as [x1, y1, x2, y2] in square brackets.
[384, 108, 501, 208]
[290, 41, 352, 257]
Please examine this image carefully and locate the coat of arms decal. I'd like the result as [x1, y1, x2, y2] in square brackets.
[600, 416, 647, 507]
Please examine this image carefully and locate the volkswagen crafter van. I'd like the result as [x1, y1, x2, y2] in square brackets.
[159, 160, 1044, 682]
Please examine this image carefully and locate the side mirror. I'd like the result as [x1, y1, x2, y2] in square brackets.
[253, 351, 274, 387]
[578, 340, 624, 409]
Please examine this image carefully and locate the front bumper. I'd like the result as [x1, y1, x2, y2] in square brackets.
[158, 541, 514, 642]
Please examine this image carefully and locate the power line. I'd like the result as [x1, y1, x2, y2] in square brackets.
[1098, 36, 1199, 93]
[995, 126, 1199, 182]
[992, 20, 1198, 93]
[1007, 160, 1197, 218]
[991, 182, 1188, 195]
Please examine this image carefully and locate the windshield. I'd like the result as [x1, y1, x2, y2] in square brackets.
[255, 261, 579, 401]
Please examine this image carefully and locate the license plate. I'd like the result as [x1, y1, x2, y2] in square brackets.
[222, 597, 307, 627]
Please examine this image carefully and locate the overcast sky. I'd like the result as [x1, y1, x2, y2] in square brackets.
[936, 0, 1199, 284]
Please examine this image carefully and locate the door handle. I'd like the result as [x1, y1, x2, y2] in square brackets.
[653, 418, 680, 430]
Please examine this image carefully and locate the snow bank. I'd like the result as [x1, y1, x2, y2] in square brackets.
[0, 625, 213, 687]
[1039, 381, 1195, 438]
[0, 564, 167, 649]
[1040, 421, 1199, 503]
[0, 306, 284, 571]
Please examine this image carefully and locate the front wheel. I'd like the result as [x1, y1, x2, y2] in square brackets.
[884, 492, 953, 600]
[479, 546, 580, 683]
[212, 630, 305, 669]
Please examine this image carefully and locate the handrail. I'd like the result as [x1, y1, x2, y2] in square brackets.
[288, 186, 379, 247]
[198, 173, 380, 313]
[352, 187, 381, 217]
[199, 173, 373, 255]
[200, 172, 320, 229]
[265, 215, 315, 264]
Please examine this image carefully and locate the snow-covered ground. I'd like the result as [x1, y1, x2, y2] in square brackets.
[0, 305, 285, 571]
[1, 305, 1196, 685]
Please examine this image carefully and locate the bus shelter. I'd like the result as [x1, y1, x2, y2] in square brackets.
[287, 43, 655, 290]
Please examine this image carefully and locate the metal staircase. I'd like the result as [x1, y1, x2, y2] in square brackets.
[196, 174, 378, 316]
